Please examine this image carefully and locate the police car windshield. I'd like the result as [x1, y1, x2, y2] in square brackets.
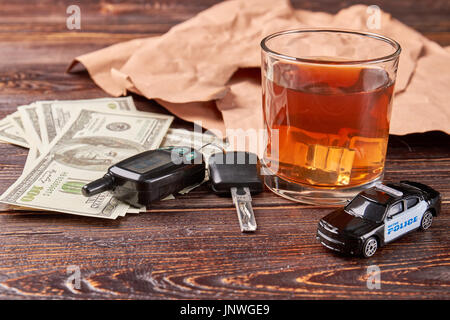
[345, 195, 387, 222]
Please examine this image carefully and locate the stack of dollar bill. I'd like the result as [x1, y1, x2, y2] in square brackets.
[0, 97, 226, 219]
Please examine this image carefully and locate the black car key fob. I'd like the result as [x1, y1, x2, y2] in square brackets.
[208, 151, 264, 232]
[208, 151, 264, 195]
[82, 147, 205, 207]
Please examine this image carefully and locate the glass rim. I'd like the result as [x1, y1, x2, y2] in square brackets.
[260, 28, 402, 65]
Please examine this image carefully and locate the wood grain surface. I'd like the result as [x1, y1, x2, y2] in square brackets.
[0, 0, 449, 300]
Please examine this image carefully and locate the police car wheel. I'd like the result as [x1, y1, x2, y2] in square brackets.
[362, 237, 378, 258]
[420, 211, 433, 230]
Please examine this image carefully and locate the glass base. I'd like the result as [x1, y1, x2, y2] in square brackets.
[264, 172, 384, 206]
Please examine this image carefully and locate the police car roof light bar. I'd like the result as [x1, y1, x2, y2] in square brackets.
[374, 182, 403, 197]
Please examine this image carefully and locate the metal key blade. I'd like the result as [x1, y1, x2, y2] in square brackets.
[230, 187, 257, 232]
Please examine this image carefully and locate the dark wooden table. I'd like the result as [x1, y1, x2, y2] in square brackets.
[0, 0, 448, 300]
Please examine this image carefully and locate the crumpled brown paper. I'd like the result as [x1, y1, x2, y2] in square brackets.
[68, 0, 450, 136]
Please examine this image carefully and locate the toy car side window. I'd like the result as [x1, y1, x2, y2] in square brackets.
[406, 197, 419, 209]
[387, 201, 404, 219]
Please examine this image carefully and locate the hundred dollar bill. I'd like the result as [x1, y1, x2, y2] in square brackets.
[7, 111, 30, 146]
[2, 111, 36, 174]
[0, 117, 29, 148]
[37, 96, 137, 148]
[18, 104, 44, 156]
[0, 107, 173, 219]
[9, 110, 26, 132]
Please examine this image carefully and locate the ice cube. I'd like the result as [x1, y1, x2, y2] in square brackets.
[357, 67, 390, 92]
[305, 144, 355, 186]
[349, 135, 387, 168]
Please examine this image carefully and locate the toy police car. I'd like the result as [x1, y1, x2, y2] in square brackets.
[316, 181, 441, 258]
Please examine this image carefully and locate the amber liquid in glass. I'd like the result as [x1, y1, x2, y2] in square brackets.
[263, 62, 394, 188]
